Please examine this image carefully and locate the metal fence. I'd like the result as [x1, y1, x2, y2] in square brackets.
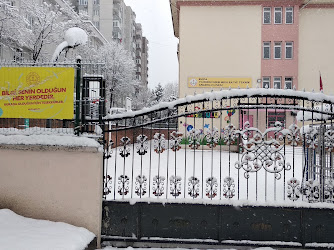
[101, 89, 334, 205]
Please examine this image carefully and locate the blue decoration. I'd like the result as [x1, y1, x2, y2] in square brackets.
[204, 124, 210, 129]
[187, 125, 193, 131]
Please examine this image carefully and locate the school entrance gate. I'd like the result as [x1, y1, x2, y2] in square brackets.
[93, 89, 334, 248]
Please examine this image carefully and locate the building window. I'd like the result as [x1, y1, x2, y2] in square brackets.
[263, 42, 270, 59]
[93, 0, 99, 4]
[268, 111, 286, 127]
[94, 9, 99, 16]
[284, 77, 293, 89]
[93, 21, 99, 29]
[273, 77, 281, 89]
[274, 42, 281, 59]
[13, 48, 23, 62]
[262, 77, 270, 88]
[113, 20, 120, 27]
[263, 7, 271, 24]
[285, 7, 293, 24]
[285, 42, 293, 59]
[79, 0, 87, 5]
[274, 7, 282, 24]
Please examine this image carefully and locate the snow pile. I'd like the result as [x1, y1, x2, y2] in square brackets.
[65, 27, 88, 47]
[100, 247, 275, 250]
[0, 209, 95, 250]
[0, 127, 74, 135]
[52, 27, 88, 62]
[0, 128, 101, 148]
[0, 134, 100, 148]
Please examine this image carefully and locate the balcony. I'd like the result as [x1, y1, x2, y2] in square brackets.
[112, 31, 121, 40]
[113, 20, 121, 32]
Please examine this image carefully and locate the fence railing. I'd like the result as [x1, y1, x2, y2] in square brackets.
[101, 88, 334, 206]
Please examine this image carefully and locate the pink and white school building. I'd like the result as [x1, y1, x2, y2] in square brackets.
[170, 0, 334, 131]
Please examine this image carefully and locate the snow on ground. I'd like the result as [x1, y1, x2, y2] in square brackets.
[99, 247, 275, 250]
[0, 209, 94, 250]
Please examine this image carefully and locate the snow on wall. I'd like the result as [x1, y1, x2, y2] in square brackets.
[0, 128, 101, 148]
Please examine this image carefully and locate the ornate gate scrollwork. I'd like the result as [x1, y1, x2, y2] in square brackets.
[170, 175, 182, 197]
[206, 177, 218, 198]
[153, 175, 165, 197]
[287, 178, 301, 201]
[135, 175, 147, 197]
[188, 176, 200, 198]
[235, 121, 291, 180]
[223, 177, 235, 199]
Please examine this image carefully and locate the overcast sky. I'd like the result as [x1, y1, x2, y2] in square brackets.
[124, 0, 179, 90]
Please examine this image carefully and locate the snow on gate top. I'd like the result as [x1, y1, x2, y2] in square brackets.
[105, 88, 334, 120]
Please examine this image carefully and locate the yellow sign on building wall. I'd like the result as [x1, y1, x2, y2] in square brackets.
[188, 77, 251, 88]
[0, 67, 75, 119]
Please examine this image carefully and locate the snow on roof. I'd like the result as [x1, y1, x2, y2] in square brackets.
[106, 88, 334, 120]
[0, 209, 95, 250]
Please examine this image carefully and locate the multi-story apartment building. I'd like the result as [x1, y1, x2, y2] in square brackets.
[123, 6, 136, 60]
[141, 37, 149, 87]
[135, 23, 143, 82]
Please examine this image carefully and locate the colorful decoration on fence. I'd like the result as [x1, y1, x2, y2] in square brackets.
[187, 106, 221, 118]
[224, 107, 236, 123]
[186, 125, 193, 132]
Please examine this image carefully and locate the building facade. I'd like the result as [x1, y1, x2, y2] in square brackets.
[170, 0, 334, 132]
[170, 0, 334, 96]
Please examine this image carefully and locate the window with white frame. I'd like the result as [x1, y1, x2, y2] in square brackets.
[274, 7, 282, 24]
[263, 42, 271, 59]
[274, 42, 281, 59]
[113, 20, 120, 27]
[262, 77, 270, 88]
[285, 42, 293, 59]
[93, 21, 99, 29]
[263, 7, 271, 24]
[273, 77, 281, 89]
[285, 7, 293, 24]
[79, 0, 87, 5]
[93, 0, 99, 5]
[94, 9, 99, 16]
[284, 77, 293, 89]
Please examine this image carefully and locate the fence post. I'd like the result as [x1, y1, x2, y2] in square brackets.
[75, 57, 82, 135]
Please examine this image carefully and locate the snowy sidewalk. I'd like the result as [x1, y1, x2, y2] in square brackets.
[0, 209, 95, 250]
